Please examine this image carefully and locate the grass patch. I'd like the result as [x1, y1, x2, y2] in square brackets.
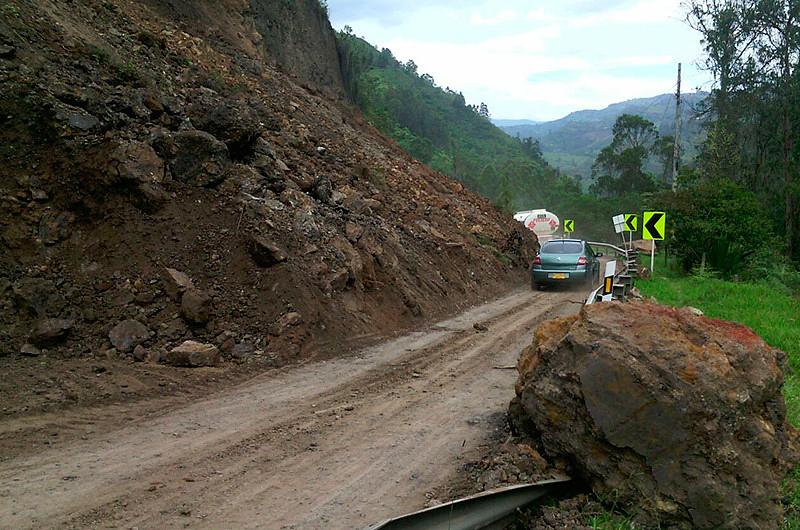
[638, 263, 800, 528]
[588, 512, 635, 530]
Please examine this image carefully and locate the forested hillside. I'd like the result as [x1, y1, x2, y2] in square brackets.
[336, 29, 564, 212]
[659, 0, 800, 267]
[498, 92, 707, 180]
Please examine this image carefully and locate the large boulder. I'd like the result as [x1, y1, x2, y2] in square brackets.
[166, 341, 220, 367]
[108, 140, 164, 184]
[511, 302, 797, 529]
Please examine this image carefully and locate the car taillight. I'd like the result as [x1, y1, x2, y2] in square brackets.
[532, 256, 541, 266]
[577, 256, 587, 266]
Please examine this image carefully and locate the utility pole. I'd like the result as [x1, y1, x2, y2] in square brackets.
[672, 63, 681, 191]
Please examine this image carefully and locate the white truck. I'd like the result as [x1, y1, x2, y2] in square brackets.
[514, 209, 561, 243]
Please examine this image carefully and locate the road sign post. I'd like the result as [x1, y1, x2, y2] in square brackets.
[642, 211, 666, 273]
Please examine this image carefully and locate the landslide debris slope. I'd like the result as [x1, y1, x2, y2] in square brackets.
[0, 1, 535, 389]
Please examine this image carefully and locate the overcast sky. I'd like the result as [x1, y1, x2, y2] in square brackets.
[327, 0, 712, 121]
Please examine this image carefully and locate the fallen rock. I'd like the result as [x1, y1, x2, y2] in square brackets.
[162, 268, 195, 301]
[247, 235, 288, 267]
[12, 278, 60, 317]
[162, 130, 230, 187]
[109, 140, 164, 184]
[147, 348, 165, 364]
[38, 210, 75, 245]
[269, 312, 302, 336]
[345, 222, 363, 242]
[511, 302, 797, 529]
[29, 318, 73, 346]
[231, 342, 256, 360]
[166, 340, 220, 367]
[20, 343, 42, 357]
[180, 288, 211, 325]
[108, 319, 150, 353]
[132, 344, 148, 362]
[64, 109, 99, 131]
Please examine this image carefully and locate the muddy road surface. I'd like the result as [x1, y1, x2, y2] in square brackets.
[0, 287, 586, 529]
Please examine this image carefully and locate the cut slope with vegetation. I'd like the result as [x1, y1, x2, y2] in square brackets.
[336, 29, 564, 212]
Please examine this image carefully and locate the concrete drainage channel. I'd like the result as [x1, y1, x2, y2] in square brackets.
[364, 478, 572, 530]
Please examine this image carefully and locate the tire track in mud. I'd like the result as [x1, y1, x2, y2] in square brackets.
[0, 287, 585, 530]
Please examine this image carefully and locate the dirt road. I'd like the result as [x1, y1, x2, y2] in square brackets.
[0, 287, 585, 529]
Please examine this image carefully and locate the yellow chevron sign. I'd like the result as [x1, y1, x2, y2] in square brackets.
[643, 211, 666, 240]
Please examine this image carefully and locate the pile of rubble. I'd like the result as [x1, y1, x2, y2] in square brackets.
[0, 0, 536, 377]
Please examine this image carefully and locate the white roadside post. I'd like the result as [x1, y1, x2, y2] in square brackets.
[601, 260, 616, 302]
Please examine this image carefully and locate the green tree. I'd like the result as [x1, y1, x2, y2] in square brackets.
[686, 0, 800, 259]
[591, 114, 659, 197]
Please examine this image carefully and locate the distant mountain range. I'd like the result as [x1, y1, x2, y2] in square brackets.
[494, 92, 708, 181]
[491, 118, 543, 127]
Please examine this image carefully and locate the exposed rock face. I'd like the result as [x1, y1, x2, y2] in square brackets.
[166, 341, 220, 367]
[511, 303, 798, 530]
[249, 0, 345, 97]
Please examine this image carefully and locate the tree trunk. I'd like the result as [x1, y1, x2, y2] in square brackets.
[783, 15, 794, 258]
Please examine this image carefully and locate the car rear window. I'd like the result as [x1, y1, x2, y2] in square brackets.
[542, 242, 582, 254]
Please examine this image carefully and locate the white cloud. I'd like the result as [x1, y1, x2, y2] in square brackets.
[470, 9, 518, 26]
[328, 0, 710, 120]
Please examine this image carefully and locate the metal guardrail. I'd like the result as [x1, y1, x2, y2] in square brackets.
[364, 478, 571, 530]
[585, 242, 638, 304]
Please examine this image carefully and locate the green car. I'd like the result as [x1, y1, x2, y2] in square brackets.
[530, 239, 602, 289]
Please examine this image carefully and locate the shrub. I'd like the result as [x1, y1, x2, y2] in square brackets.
[653, 179, 773, 277]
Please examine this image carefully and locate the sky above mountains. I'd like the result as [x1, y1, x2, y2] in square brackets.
[327, 0, 713, 121]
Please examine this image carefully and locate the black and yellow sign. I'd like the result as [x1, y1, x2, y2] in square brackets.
[624, 214, 638, 232]
[603, 276, 613, 296]
[564, 219, 575, 233]
[643, 211, 666, 240]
